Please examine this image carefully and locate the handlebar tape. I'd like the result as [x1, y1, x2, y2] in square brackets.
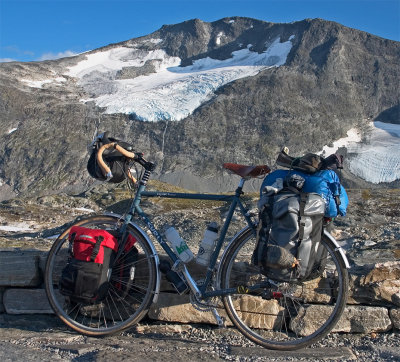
[96, 142, 137, 183]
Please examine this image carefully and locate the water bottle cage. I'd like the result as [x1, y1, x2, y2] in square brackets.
[171, 259, 184, 272]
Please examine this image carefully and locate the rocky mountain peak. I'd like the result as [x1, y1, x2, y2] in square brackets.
[0, 17, 398, 200]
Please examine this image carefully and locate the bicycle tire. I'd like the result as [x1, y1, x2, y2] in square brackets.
[45, 215, 157, 336]
[219, 227, 348, 350]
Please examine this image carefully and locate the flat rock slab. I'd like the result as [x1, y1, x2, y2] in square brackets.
[4, 288, 53, 314]
[49, 343, 97, 355]
[229, 346, 357, 360]
[0, 250, 46, 287]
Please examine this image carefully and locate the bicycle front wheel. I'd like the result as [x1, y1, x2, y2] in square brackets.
[219, 227, 348, 350]
[45, 215, 157, 336]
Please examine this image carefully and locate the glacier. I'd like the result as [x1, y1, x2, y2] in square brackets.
[347, 122, 400, 184]
[319, 122, 400, 183]
[66, 37, 294, 122]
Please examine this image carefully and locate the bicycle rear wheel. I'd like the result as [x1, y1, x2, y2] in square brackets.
[219, 227, 348, 350]
[45, 215, 157, 336]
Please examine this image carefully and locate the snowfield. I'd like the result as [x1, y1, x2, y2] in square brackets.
[66, 37, 294, 122]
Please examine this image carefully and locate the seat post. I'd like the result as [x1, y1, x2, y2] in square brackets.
[235, 178, 245, 196]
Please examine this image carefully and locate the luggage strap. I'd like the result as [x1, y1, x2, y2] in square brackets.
[68, 231, 105, 262]
[90, 236, 104, 262]
[298, 193, 307, 243]
[68, 232, 76, 256]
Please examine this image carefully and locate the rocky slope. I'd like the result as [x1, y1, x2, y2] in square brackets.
[0, 17, 399, 199]
[1, 181, 399, 268]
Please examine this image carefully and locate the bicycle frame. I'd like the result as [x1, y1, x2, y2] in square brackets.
[120, 177, 257, 299]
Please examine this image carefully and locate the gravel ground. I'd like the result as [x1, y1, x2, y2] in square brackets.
[0, 314, 399, 361]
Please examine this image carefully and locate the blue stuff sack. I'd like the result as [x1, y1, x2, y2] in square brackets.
[260, 169, 348, 217]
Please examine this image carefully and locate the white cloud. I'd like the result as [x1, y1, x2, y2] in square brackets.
[0, 58, 16, 63]
[38, 50, 77, 61]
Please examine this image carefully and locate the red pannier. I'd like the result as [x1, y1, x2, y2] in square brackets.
[71, 226, 118, 263]
[59, 226, 136, 304]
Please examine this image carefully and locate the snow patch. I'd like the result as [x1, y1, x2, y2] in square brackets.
[0, 223, 33, 232]
[319, 128, 362, 156]
[216, 32, 224, 45]
[68, 37, 293, 122]
[66, 47, 180, 78]
[74, 207, 95, 213]
[149, 38, 163, 44]
[21, 77, 66, 88]
[7, 128, 18, 134]
[47, 234, 60, 239]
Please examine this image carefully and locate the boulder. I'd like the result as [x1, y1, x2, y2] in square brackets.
[389, 308, 400, 330]
[290, 305, 392, 335]
[348, 261, 400, 307]
[148, 292, 228, 325]
[230, 295, 285, 329]
[148, 292, 285, 328]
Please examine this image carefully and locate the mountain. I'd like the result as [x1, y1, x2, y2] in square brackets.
[0, 17, 399, 200]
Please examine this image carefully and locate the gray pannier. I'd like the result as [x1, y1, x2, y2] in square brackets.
[252, 174, 326, 281]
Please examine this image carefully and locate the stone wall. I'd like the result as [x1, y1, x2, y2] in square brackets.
[1, 248, 399, 334]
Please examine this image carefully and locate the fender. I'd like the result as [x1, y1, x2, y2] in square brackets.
[323, 229, 350, 269]
[104, 212, 161, 303]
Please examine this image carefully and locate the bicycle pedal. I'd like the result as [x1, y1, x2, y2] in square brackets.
[212, 308, 225, 328]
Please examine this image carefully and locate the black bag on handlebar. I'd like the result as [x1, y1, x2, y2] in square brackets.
[87, 132, 134, 183]
[276, 148, 343, 174]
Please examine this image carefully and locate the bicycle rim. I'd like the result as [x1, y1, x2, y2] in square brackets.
[219, 228, 348, 350]
[45, 215, 157, 336]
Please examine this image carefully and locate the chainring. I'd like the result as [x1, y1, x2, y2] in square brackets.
[189, 279, 220, 312]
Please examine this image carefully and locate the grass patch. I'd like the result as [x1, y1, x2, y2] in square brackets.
[101, 179, 260, 212]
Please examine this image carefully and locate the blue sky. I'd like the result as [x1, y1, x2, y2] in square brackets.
[0, 0, 399, 62]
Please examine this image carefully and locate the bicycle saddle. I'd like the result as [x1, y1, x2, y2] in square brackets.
[223, 163, 271, 179]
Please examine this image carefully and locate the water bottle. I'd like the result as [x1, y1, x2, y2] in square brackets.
[164, 227, 194, 263]
[196, 222, 219, 266]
